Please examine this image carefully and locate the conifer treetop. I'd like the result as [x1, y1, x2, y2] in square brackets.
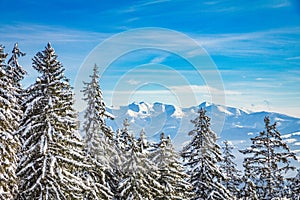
[17, 43, 89, 199]
[0, 44, 20, 199]
[240, 116, 297, 199]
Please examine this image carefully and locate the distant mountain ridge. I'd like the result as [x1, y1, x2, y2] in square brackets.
[79, 101, 300, 161]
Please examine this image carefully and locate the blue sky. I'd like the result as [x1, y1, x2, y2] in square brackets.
[1, 0, 300, 117]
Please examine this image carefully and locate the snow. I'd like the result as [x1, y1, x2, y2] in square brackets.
[104, 111, 115, 119]
[56, 156, 90, 168]
[50, 156, 56, 176]
[138, 102, 153, 115]
[42, 156, 47, 179]
[171, 105, 184, 118]
[274, 117, 285, 122]
[234, 108, 243, 116]
[199, 101, 212, 107]
[233, 124, 244, 128]
[127, 109, 138, 117]
[217, 105, 234, 116]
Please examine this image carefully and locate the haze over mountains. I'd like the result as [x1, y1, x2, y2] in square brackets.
[79, 101, 300, 163]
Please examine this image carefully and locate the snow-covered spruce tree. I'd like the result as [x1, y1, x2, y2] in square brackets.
[81, 63, 116, 166]
[113, 119, 132, 199]
[81, 63, 116, 199]
[150, 132, 193, 200]
[118, 132, 162, 199]
[0, 44, 19, 199]
[83, 156, 113, 200]
[7, 43, 26, 106]
[136, 128, 148, 152]
[116, 118, 131, 151]
[239, 116, 297, 199]
[7, 43, 26, 131]
[220, 140, 241, 198]
[82, 63, 114, 143]
[290, 168, 300, 199]
[238, 161, 258, 200]
[181, 108, 231, 200]
[16, 43, 90, 199]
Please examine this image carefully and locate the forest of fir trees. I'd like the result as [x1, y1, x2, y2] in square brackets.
[0, 42, 300, 200]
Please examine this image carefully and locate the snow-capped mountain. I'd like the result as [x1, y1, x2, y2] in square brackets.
[79, 101, 300, 163]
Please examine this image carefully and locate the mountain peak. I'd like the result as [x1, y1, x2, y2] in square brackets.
[199, 101, 212, 108]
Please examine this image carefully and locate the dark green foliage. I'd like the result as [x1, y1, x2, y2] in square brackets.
[118, 131, 162, 200]
[17, 43, 89, 199]
[181, 108, 231, 200]
[240, 116, 297, 199]
[290, 169, 300, 199]
[0, 44, 20, 199]
[220, 140, 241, 198]
[81, 64, 115, 199]
[150, 132, 193, 200]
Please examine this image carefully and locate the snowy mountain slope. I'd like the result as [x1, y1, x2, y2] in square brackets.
[79, 101, 300, 164]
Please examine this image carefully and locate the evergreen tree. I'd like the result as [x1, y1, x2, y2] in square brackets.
[118, 133, 162, 199]
[7, 43, 26, 102]
[83, 156, 113, 200]
[240, 116, 297, 199]
[290, 168, 300, 200]
[82, 64, 114, 143]
[116, 118, 131, 151]
[238, 162, 258, 200]
[82, 63, 116, 167]
[150, 132, 193, 200]
[113, 119, 132, 199]
[0, 44, 19, 199]
[81, 63, 115, 199]
[17, 43, 90, 199]
[181, 108, 231, 200]
[6, 43, 26, 126]
[220, 140, 241, 198]
[136, 128, 148, 153]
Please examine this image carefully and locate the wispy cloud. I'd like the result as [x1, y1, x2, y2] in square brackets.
[194, 27, 300, 57]
[3, 23, 299, 62]
[285, 56, 300, 60]
[200, 0, 292, 13]
[0, 24, 111, 87]
[106, 84, 240, 96]
[170, 85, 241, 95]
[127, 79, 141, 85]
[2, 23, 299, 117]
[150, 55, 168, 63]
[267, 0, 291, 8]
[0, 24, 109, 45]
[118, 0, 171, 13]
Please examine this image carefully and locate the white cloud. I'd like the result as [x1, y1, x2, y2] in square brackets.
[194, 27, 300, 57]
[4, 24, 299, 118]
[127, 79, 141, 85]
[269, 0, 291, 8]
[105, 84, 240, 98]
[118, 0, 171, 13]
[284, 138, 297, 144]
[3, 23, 299, 62]
[285, 56, 300, 60]
[102, 84, 225, 108]
[170, 85, 241, 95]
[150, 55, 167, 63]
[0, 24, 109, 44]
